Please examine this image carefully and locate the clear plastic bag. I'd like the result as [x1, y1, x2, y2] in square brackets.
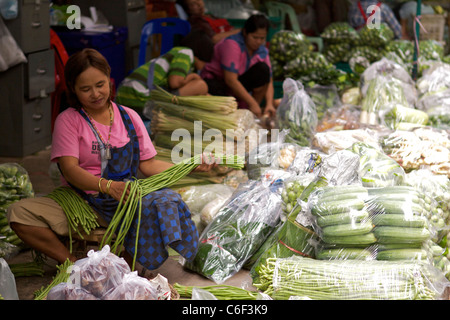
[71, 245, 131, 298]
[102, 272, 171, 300]
[350, 142, 406, 187]
[184, 179, 284, 283]
[47, 282, 99, 300]
[305, 84, 342, 122]
[268, 30, 310, 63]
[0, 163, 34, 202]
[0, 257, 18, 300]
[0, 16, 26, 72]
[276, 79, 318, 147]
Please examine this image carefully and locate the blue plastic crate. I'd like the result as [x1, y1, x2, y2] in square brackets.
[55, 27, 128, 86]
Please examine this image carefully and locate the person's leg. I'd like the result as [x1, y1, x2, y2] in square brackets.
[7, 197, 76, 263]
[10, 223, 76, 263]
[178, 78, 208, 96]
[239, 61, 271, 103]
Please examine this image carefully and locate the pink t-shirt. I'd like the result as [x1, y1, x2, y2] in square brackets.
[51, 102, 156, 183]
[201, 32, 271, 80]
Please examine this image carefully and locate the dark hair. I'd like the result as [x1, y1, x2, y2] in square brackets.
[64, 48, 112, 109]
[180, 29, 214, 62]
[243, 14, 270, 34]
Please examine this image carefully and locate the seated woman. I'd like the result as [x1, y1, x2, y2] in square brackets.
[201, 14, 277, 118]
[115, 29, 214, 111]
[7, 49, 216, 275]
[176, 0, 241, 44]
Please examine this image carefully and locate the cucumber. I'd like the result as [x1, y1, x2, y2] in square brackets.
[368, 186, 423, 197]
[311, 199, 366, 216]
[322, 221, 374, 237]
[376, 243, 422, 251]
[367, 193, 422, 205]
[371, 214, 428, 228]
[316, 210, 369, 228]
[319, 185, 367, 198]
[322, 232, 377, 245]
[376, 248, 429, 261]
[317, 248, 374, 260]
[373, 226, 431, 244]
[367, 200, 424, 215]
[316, 191, 368, 204]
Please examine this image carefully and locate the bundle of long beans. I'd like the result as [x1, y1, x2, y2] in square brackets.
[100, 154, 245, 270]
[34, 259, 73, 300]
[46, 187, 99, 253]
[150, 86, 238, 114]
[254, 257, 440, 300]
[173, 283, 259, 300]
[9, 260, 45, 277]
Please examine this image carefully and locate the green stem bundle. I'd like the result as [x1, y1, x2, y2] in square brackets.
[173, 283, 259, 300]
[9, 261, 45, 278]
[46, 187, 99, 253]
[254, 257, 438, 300]
[34, 259, 73, 300]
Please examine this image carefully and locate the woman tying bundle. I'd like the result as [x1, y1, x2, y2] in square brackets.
[7, 49, 218, 276]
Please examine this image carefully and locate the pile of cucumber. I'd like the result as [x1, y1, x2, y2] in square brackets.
[309, 185, 448, 274]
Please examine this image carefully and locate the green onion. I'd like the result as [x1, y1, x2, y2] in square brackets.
[150, 86, 238, 114]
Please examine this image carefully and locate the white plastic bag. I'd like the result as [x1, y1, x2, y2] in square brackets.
[0, 258, 18, 300]
[71, 245, 131, 298]
[0, 15, 26, 72]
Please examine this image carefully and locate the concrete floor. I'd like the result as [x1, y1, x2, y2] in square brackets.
[1, 146, 254, 300]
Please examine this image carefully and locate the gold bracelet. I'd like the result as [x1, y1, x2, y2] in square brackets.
[106, 179, 113, 194]
[98, 178, 105, 193]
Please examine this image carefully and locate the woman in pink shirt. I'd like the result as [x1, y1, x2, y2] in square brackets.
[201, 14, 277, 118]
[7, 49, 216, 276]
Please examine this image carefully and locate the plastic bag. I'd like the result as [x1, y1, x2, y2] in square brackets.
[350, 142, 406, 187]
[276, 79, 318, 147]
[306, 84, 341, 121]
[102, 272, 171, 300]
[184, 179, 284, 283]
[312, 128, 381, 154]
[316, 103, 361, 132]
[0, 16, 26, 72]
[176, 184, 234, 216]
[261, 256, 450, 300]
[268, 30, 310, 63]
[70, 245, 131, 298]
[47, 282, 99, 300]
[0, 257, 18, 300]
[0, 0, 18, 20]
[320, 22, 359, 44]
[0, 163, 34, 201]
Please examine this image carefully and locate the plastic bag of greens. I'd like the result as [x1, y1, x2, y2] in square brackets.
[358, 23, 394, 48]
[383, 40, 414, 65]
[426, 105, 450, 131]
[380, 104, 429, 130]
[183, 179, 284, 283]
[306, 84, 341, 121]
[350, 142, 405, 187]
[416, 62, 450, 97]
[283, 51, 333, 79]
[0, 163, 34, 203]
[276, 78, 318, 147]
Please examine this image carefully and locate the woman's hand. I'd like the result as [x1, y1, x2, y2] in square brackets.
[106, 180, 130, 203]
[193, 153, 219, 172]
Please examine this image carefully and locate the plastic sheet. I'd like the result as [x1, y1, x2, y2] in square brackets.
[259, 256, 450, 300]
[0, 15, 26, 72]
[184, 179, 284, 283]
[276, 79, 318, 147]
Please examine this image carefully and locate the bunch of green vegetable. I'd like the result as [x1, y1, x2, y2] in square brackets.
[420, 40, 444, 61]
[34, 259, 73, 300]
[382, 104, 429, 130]
[384, 40, 414, 65]
[283, 51, 333, 79]
[323, 42, 352, 64]
[269, 30, 311, 63]
[305, 84, 341, 121]
[358, 23, 394, 48]
[320, 22, 359, 45]
[347, 45, 382, 74]
[173, 283, 259, 300]
[254, 256, 444, 300]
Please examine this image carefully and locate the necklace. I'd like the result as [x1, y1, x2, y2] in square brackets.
[83, 103, 113, 160]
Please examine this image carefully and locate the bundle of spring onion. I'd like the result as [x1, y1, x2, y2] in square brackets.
[46, 187, 99, 253]
[100, 154, 245, 269]
[173, 283, 259, 300]
[34, 259, 73, 300]
[150, 86, 238, 114]
[254, 257, 445, 300]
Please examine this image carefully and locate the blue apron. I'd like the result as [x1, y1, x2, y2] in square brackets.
[69, 104, 199, 270]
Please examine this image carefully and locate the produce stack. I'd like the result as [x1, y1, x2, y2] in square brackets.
[0, 163, 34, 256]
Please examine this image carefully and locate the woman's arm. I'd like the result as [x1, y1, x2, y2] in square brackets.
[212, 28, 241, 44]
[223, 70, 262, 117]
[263, 78, 276, 117]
